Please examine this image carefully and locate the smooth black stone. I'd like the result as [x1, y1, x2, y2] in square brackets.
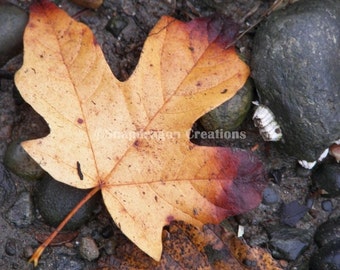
[312, 163, 340, 198]
[0, 3, 28, 67]
[251, 0, 340, 161]
[315, 217, 340, 248]
[309, 240, 340, 270]
[36, 174, 100, 230]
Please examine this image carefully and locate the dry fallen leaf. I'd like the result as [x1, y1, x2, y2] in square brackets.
[15, 0, 267, 264]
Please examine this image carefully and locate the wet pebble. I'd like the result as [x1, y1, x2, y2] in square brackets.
[36, 174, 100, 230]
[312, 163, 340, 197]
[6, 192, 34, 228]
[199, 79, 253, 132]
[321, 200, 333, 212]
[251, 0, 340, 162]
[106, 15, 129, 38]
[5, 238, 18, 256]
[262, 186, 279, 205]
[267, 225, 312, 261]
[4, 140, 45, 180]
[0, 3, 28, 67]
[79, 236, 100, 261]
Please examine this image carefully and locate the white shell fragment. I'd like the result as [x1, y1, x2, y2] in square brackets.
[298, 160, 317, 169]
[299, 146, 334, 169]
[318, 148, 329, 162]
[237, 225, 245, 238]
[252, 102, 282, 141]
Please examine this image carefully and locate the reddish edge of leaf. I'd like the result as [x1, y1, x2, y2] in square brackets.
[187, 147, 266, 222]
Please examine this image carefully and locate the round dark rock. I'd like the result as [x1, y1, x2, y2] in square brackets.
[309, 240, 340, 270]
[0, 3, 28, 67]
[36, 174, 100, 230]
[314, 217, 340, 248]
[6, 192, 34, 228]
[267, 225, 312, 261]
[251, 0, 340, 161]
[199, 79, 253, 132]
[312, 163, 340, 197]
[262, 186, 279, 205]
[4, 140, 45, 181]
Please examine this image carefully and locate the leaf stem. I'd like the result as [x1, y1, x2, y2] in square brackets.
[28, 185, 101, 267]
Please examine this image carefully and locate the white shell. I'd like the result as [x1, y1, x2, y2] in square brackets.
[252, 102, 282, 141]
[298, 160, 317, 169]
[253, 103, 338, 170]
[318, 148, 329, 162]
[299, 147, 330, 169]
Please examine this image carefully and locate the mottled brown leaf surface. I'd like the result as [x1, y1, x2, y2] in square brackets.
[98, 221, 282, 269]
[15, 0, 267, 261]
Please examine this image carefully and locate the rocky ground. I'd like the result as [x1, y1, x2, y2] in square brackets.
[0, 0, 339, 269]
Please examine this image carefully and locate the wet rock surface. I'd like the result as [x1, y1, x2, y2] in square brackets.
[4, 140, 45, 180]
[314, 217, 340, 248]
[0, 3, 28, 67]
[0, 163, 17, 210]
[36, 174, 100, 230]
[268, 225, 312, 261]
[251, 0, 340, 161]
[312, 163, 340, 197]
[309, 240, 340, 270]
[6, 191, 34, 228]
[0, 0, 339, 269]
[199, 79, 253, 132]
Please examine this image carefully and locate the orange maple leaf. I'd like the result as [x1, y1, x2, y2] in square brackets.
[14, 0, 266, 265]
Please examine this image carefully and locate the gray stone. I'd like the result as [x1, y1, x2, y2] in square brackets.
[79, 237, 100, 261]
[262, 186, 280, 205]
[268, 225, 312, 261]
[251, 0, 340, 161]
[6, 192, 34, 228]
[4, 140, 45, 181]
[36, 174, 100, 230]
[0, 3, 28, 67]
